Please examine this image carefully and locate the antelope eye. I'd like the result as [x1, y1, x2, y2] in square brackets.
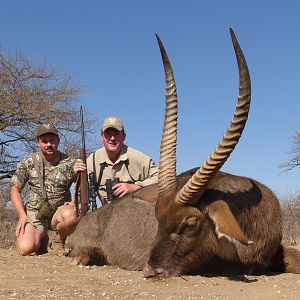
[184, 217, 198, 232]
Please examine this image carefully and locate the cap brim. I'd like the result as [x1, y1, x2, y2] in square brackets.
[102, 125, 123, 132]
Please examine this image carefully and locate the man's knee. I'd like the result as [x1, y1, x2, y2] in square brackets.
[16, 240, 36, 256]
[62, 204, 76, 220]
[54, 203, 76, 227]
[16, 224, 44, 256]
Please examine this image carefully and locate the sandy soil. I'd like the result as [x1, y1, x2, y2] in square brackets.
[0, 248, 300, 300]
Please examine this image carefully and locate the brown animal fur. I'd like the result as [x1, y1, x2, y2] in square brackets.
[66, 194, 157, 270]
[145, 171, 284, 277]
[67, 32, 300, 277]
[66, 168, 300, 276]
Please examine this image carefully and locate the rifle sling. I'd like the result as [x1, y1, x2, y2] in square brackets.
[124, 160, 135, 182]
[92, 152, 105, 203]
[32, 152, 48, 201]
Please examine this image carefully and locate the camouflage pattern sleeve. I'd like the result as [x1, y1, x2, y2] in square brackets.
[11, 157, 31, 190]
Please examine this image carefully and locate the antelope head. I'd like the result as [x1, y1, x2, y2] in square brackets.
[144, 29, 252, 278]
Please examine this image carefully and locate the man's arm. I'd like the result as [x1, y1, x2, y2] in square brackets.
[135, 159, 158, 187]
[113, 158, 158, 198]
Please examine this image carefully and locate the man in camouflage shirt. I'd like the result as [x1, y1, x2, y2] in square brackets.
[11, 124, 78, 256]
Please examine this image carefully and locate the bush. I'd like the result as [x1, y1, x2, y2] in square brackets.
[0, 205, 17, 248]
[281, 192, 300, 246]
[0, 182, 17, 248]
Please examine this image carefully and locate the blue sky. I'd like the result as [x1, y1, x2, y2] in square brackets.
[1, 1, 299, 197]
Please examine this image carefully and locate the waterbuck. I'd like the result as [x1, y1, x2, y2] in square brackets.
[67, 29, 300, 277]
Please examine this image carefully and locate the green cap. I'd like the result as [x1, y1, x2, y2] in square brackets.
[102, 116, 124, 132]
[36, 124, 59, 138]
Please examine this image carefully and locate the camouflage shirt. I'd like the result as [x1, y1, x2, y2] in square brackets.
[11, 151, 76, 210]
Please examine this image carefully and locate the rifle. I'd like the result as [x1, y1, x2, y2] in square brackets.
[74, 105, 89, 223]
[88, 172, 98, 211]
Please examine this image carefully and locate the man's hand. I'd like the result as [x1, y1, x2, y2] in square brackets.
[11, 185, 36, 237]
[74, 159, 86, 173]
[112, 183, 141, 198]
[16, 214, 36, 237]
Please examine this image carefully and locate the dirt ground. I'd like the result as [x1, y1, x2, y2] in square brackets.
[0, 248, 300, 300]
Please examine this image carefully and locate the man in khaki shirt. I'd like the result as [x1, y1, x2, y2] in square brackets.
[75, 116, 158, 204]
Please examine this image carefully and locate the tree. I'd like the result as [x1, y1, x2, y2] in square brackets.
[281, 131, 300, 172]
[0, 45, 96, 181]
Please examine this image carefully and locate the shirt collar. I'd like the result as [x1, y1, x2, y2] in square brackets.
[100, 144, 128, 165]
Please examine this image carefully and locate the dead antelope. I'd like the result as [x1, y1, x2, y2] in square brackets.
[67, 29, 300, 277]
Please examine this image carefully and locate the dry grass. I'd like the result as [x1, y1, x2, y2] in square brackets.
[0, 206, 18, 248]
[281, 192, 300, 246]
[0, 183, 17, 248]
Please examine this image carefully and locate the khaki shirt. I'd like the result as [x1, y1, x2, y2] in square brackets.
[11, 151, 76, 209]
[86, 145, 158, 203]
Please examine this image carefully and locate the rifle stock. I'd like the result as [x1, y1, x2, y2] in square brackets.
[74, 106, 89, 223]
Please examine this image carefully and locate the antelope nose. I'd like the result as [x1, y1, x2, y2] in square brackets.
[143, 263, 166, 279]
[143, 263, 155, 278]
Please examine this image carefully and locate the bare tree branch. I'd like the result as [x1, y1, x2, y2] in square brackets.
[0, 45, 97, 181]
[280, 130, 300, 172]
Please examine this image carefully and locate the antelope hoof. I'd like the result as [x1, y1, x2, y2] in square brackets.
[74, 253, 90, 266]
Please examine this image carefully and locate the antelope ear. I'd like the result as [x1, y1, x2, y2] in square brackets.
[134, 184, 159, 203]
[207, 200, 253, 246]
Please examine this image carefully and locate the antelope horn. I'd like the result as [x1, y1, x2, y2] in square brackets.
[156, 34, 178, 198]
[175, 28, 251, 205]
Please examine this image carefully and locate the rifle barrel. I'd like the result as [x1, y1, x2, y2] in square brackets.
[80, 105, 86, 150]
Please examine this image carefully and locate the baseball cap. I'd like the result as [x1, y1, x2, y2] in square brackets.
[102, 116, 124, 132]
[36, 124, 59, 138]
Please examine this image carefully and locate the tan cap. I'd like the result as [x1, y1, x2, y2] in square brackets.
[102, 116, 124, 132]
[36, 124, 59, 138]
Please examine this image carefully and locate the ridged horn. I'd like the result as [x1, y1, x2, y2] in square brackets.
[175, 28, 251, 205]
[156, 34, 178, 197]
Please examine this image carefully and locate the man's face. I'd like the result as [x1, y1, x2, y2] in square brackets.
[37, 133, 60, 156]
[101, 128, 125, 157]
